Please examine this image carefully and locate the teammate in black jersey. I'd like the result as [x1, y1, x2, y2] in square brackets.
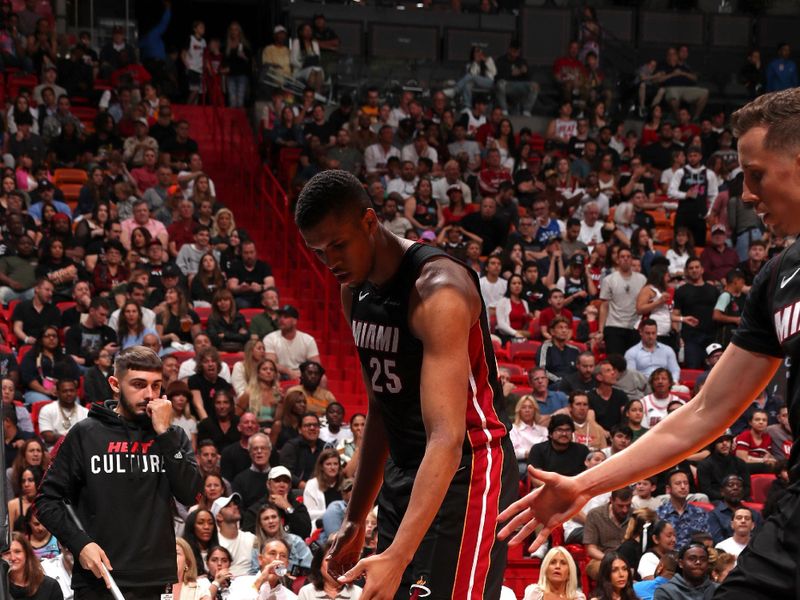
[499, 89, 800, 598]
[296, 171, 517, 600]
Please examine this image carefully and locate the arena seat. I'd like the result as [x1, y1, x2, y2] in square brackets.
[30, 400, 52, 436]
[54, 169, 89, 186]
[498, 361, 527, 385]
[689, 501, 715, 512]
[750, 474, 776, 504]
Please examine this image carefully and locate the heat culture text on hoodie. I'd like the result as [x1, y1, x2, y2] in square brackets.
[36, 400, 203, 589]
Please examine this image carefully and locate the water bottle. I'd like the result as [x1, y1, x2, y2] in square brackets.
[275, 564, 288, 577]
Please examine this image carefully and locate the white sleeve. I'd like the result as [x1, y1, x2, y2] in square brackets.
[706, 170, 719, 206]
[364, 146, 379, 174]
[263, 333, 278, 354]
[555, 277, 566, 292]
[220, 362, 232, 383]
[232, 362, 247, 396]
[494, 298, 516, 336]
[178, 360, 195, 380]
[289, 39, 302, 71]
[637, 552, 659, 579]
[305, 334, 319, 358]
[667, 169, 686, 200]
[302, 478, 326, 522]
[37, 403, 58, 434]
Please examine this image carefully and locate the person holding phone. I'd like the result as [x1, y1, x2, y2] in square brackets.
[36, 346, 203, 600]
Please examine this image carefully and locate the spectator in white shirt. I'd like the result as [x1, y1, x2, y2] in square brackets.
[37, 378, 89, 447]
[178, 333, 233, 382]
[401, 135, 438, 167]
[212, 493, 258, 577]
[509, 395, 548, 476]
[578, 202, 604, 249]
[263, 305, 321, 380]
[364, 125, 400, 176]
[715, 507, 755, 559]
[385, 160, 419, 200]
[479, 255, 508, 314]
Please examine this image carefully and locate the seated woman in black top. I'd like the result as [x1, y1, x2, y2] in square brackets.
[206, 289, 249, 352]
[19, 326, 81, 406]
[156, 286, 201, 347]
[197, 389, 240, 452]
[190, 252, 226, 307]
[73, 202, 111, 255]
[188, 346, 234, 420]
[34, 238, 86, 303]
[7, 532, 63, 600]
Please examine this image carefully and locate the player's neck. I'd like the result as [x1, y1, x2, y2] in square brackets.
[367, 229, 412, 288]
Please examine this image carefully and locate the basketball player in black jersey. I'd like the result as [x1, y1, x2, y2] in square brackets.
[499, 89, 800, 598]
[296, 171, 517, 600]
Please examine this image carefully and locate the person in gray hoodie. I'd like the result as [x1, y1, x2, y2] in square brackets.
[653, 543, 717, 600]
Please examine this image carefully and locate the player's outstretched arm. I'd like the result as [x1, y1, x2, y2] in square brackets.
[337, 270, 474, 599]
[498, 343, 781, 551]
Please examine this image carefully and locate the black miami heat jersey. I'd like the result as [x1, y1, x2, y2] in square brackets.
[349, 242, 512, 469]
[733, 238, 800, 476]
[349, 242, 516, 600]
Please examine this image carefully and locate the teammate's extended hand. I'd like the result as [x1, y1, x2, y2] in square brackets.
[337, 552, 404, 600]
[497, 466, 592, 552]
[79, 542, 113, 588]
[326, 520, 365, 579]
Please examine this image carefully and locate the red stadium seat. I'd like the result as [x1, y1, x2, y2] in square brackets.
[54, 168, 89, 186]
[689, 501, 715, 512]
[750, 474, 776, 504]
[30, 400, 52, 436]
[16, 344, 33, 363]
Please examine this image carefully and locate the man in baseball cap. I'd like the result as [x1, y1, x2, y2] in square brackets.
[211, 492, 258, 576]
[264, 305, 321, 379]
[241, 465, 313, 537]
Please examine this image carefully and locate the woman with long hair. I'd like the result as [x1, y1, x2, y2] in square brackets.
[189, 473, 226, 514]
[75, 166, 109, 217]
[117, 301, 157, 350]
[290, 23, 323, 92]
[629, 227, 661, 276]
[237, 358, 281, 426]
[637, 520, 676, 580]
[210, 208, 244, 252]
[454, 45, 496, 109]
[441, 185, 475, 226]
[555, 156, 581, 200]
[4, 532, 62, 599]
[509, 395, 548, 476]
[190, 253, 226, 308]
[622, 399, 646, 442]
[617, 508, 658, 577]
[74, 201, 111, 252]
[22, 507, 60, 560]
[523, 546, 585, 600]
[254, 503, 313, 573]
[597, 151, 619, 201]
[271, 389, 307, 450]
[8, 466, 42, 532]
[190, 175, 216, 211]
[492, 118, 517, 170]
[157, 286, 201, 346]
[7, 438, 49, 499]
[19, 326, 80, 405]
[297, 540, 362, 600]
[636, 262, 697, 349]
[590, 552, 637, 600]
[204, 545, 234, 598]
[129, 226, 153, 257]
[404, 177, 443, 234]
[666, 226, 695, 280]
[500, 242, 525, 279]
[206, 289, 249, 352]
[168, 381, 198, 450]
[232, 339, 266, 397]
[339, 413, 366, 478]
[92, 240, 130, 296]
[182, 509, 220, 576]
[641, 104, 663, 147]
[224, 21, 252, 107]
[219, 228, 244, 274]
[302, 448, 343, 523]
[35, 238, 83, 303]
[495, 274, 532, 344]
[174, 537, 210, 600]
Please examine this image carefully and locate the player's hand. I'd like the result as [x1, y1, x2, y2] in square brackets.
[147, 397, 173, 435]
[497, 466, 592, 552]
[682, 316, 699, 327]
[79, 542, 113, 588]
[337, 551, 405, 600]
[326, 520, 366, 580]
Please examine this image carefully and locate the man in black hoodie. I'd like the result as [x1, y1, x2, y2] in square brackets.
[37, 346, 203, 600]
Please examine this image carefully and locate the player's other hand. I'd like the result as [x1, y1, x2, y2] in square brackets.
[497, 466, 592, 552]
[326, 520, 365, 579]
[336, 551, 405, 600]
[79, 542, 113, 588]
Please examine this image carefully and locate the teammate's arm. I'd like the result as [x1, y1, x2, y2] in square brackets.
[498, 343, 781, 550]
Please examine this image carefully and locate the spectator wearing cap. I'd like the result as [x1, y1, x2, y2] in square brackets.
[527, 414, 589, 486]
[286, 361, 335, 417]
[712, 269, 746, 348]
[232, 432, 274, 509]
[262, 25, 291, 81]
[707, 474, 763, 545]
[696, 430, 751, 503]
[7, 111, 47, 167]
[28, 179, 72, 223]
[241, 465, 312, 538]
[221, 411, 261, 482]
[212, 493, 257, 577]
[556, 253, 596, 316]
[699, 226, 740, 285]
[92, 241, 130, 296]
[123, 117, 159, 167]
[263, 306, 321, 380]
[433, 160, 472, 207]
[279, 413, 326, 489]
[226, 240, 275, 309]
[668, 145, 719, 247]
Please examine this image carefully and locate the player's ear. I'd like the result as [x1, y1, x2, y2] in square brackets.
[364, 207, 378, 233]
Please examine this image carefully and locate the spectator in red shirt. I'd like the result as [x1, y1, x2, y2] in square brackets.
[130, 147, 159, 194]
[538, 288, 574, 340]
[553, 41, 587, 102]
[478, 148, 511, 197]
[700, 225, 740, 284]
[168, 197, 199, 257]
[676, 107, 701, 144]
[734, 409, 777, 474]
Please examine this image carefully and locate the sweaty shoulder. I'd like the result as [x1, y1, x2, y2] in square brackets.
[409, 256, 482, 332]
[731, 252, 782, 358]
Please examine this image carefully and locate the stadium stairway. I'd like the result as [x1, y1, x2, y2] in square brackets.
[173, 105, 367, 414]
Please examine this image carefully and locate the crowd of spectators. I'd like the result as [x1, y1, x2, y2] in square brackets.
[0, 1, 796, 599]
